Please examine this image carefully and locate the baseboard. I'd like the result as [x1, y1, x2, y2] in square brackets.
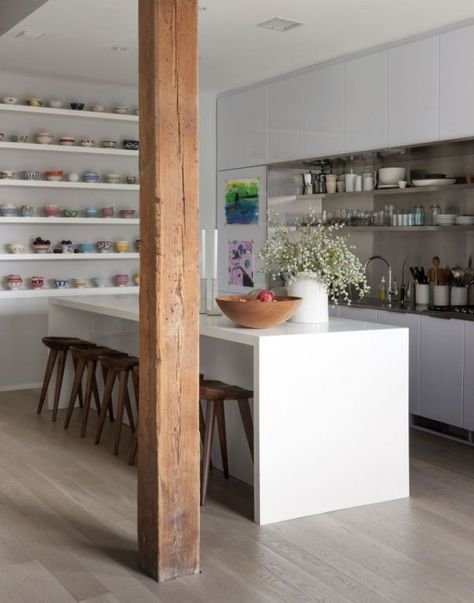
[0, 383, 42, 393]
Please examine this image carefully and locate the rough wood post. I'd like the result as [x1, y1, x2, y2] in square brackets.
[138, 0, 200, 582]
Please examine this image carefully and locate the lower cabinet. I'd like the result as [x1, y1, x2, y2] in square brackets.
[419, 316, 464, 428]
[462, 322, 474, 430]
[377, 310, 420, 415]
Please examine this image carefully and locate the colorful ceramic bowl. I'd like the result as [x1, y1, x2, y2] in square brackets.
[70, 102, 85, 111]
[114, 106, 128, 114]
[23, 171, 40, 181]
[10, 134, 27, 143]
[80, 138, 95, 147]
[6, 275, 23, 290]
[33, 242, 51, 254]
[63, 208, 79, 218]
[101, 206, 114, 218]
[1, 203, 17, 216]
[119, 209, 136, 219]
[59, 136, 75, 146]
[30, 276, 44, 290]
[54, 279, 70, 289]
[122, 139, 139, 151]
[92, 104, 105, 112]
[83, 170, 99, 183]
[48, 99, 63, 109]
[132, 273, 140, 286]
[45, 170, 63, 182]
[8, 243, 25, 254]
[134, 239, 141, 252]
[104, 172, 121, 184]
[92, 276, 108, 287]
[68, 172, 79, 182]
[114, 241, 129, 253]
[72, 277, 88, 288]
[96, 240, 112, 253]
[18, 205, 34, 217]
[115, 274, 130, 287]
[126, 175, 137, 184]
[0, 171, 16, 180]
[44, 204, 60, 217]
[84, 208, 98, 218]
[101, 139, 118, 148]
[25, 97, 43, 107]
[3, 97, 17, 105]
[79, 242, 94, 253]
[35, 132, 53, 144]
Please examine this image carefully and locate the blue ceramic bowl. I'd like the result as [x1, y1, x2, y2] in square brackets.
[54, 279, 70, 289]
[122, 139, 139, 151]
[79, 242, 94, 253]
[84, 208, 98, 218]
[92, 276, 108, 287]
[70, 102, 85, 111]
[83, 171, 99, 183]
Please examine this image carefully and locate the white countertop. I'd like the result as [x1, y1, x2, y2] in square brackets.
[51, 294, 400, 346]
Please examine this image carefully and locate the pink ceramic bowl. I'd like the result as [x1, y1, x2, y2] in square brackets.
[6, 275, 23, 290]
[44, 204, 60, 217]
[30, 276, 44, 290]
[114, 274, 129, 287]
[101, 206, 114, 218]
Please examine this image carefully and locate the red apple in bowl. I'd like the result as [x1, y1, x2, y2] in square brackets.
[257, 290, 276, 302]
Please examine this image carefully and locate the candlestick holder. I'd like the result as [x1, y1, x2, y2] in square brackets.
[200, 278, 208, 314]
[206, 278, 221, 316]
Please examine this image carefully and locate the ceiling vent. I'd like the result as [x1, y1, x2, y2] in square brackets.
[257, 17, 303, 32]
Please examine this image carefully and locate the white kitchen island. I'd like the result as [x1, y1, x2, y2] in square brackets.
[49, 294, 410, 525]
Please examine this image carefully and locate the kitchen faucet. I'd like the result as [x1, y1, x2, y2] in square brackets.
[364, 255, 392, 303]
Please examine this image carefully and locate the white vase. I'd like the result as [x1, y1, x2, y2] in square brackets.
[288, 272, 329, 324]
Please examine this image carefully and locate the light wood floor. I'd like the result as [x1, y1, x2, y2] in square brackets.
[0, 391, 474, 602]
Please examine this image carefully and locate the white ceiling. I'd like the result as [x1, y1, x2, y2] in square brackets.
[1, 0, 474, 93]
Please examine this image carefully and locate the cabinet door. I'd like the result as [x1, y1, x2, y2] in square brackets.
[388, 37, 439, 146]
[462, 322, 474, 430]
[440, 24, 474, 140]
[419, 316, 464, 427]
[268, 75, 303, 163]
[377, 311, 420, 414]
[217, 93, 242, 170]
[344, 51, 388, 153]
[303, 64, 344, 158]
[241, 86, 268, 167]
[338, 306, 378, 323]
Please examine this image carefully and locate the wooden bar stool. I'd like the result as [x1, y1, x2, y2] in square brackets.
[94, 355, 139, 455]
[64, 345, 117, 435]
[37, 337, 94, 421]
[199, 380, 254, 506]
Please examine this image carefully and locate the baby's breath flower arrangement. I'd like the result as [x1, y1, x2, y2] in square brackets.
[258, 212, 369, 304]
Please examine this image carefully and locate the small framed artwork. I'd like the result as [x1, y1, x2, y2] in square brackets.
[217, 167, 267, 293]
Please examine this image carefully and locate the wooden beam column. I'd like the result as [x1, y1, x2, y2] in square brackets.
[138, 0, 200, 582]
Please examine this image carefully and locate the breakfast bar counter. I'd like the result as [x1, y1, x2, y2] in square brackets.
[49, 294, 410, 524]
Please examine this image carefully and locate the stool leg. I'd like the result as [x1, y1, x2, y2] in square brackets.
[37, 348, 58, 415]
[52, 350, 67, 422]
[72, 357, 84, 408]
[95, 368, 116, 445]
[238, 398, 254, 460]
[64, 358, 86, 429]
[124, 388, 135, 432]
[199, 400, 213, 470]
[101, 365, 114, 422]
[81, 359, 97, 438]
[129, 436, 138, 466]
[216, 402, 229, 479]
[201, 399, 216, 506]
[114, 370, 128, 455]
[128, 369, 139, 466]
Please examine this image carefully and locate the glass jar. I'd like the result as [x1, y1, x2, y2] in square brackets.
[428, 204, 440, 226]
[413, 204, 425, 226]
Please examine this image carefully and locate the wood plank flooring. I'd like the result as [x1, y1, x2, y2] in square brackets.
[0, 389, 474, 602]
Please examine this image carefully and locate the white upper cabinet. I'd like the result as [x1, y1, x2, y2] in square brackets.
[440, 24, 474, 140]
[388, 37, 439, 146]
[302, 64, 344, 158]
[344, 50, 388, 153]
[217, 93, 242, 170]
[241, 86, 268, 167]
[268, 75, 303, 163]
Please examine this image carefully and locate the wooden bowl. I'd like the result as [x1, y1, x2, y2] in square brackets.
[216, 295, 302, 329]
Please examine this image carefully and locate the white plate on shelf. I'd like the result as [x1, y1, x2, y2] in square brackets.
[455, 216, 474, 224]
[412, 178, 456, 187]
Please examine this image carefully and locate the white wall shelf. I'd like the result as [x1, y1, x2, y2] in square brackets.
[0, 180, 139, 191]
[0, 103, 138, 123]
[0, 217, 139, 225]
[275, 225, 474, 233]
[0, 253, 139, 261]
[0, 141, 138, 157]
[0, 286, 139, 299]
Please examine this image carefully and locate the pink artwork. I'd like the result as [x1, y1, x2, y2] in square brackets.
[228, 240, 254, 287]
